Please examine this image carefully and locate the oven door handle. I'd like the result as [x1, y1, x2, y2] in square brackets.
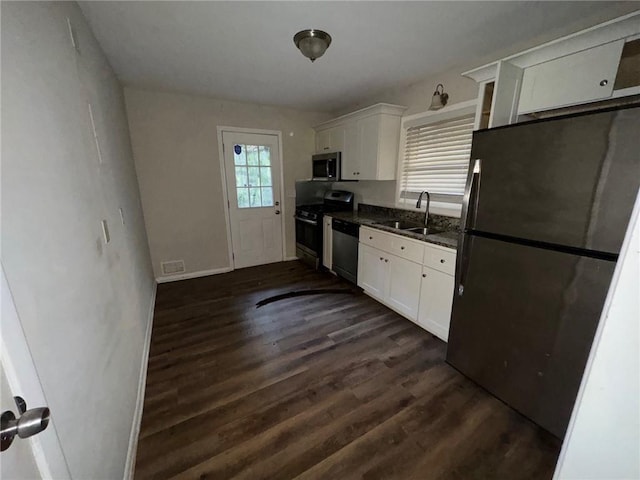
[294, 216, 318, 226]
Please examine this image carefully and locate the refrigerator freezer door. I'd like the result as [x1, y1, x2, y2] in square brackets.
[447, 235, 615, 438]
[469, 107, 640, 254]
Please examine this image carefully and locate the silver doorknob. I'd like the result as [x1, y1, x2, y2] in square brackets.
[599, 79, 608, 86]
[275, 210, 281, 215]
[1, 396, 50, 452]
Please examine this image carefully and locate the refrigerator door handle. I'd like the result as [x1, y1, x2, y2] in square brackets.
[456, 159, 481, 296]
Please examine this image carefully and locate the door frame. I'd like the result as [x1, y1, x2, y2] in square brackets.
[216, 126, 286, 270]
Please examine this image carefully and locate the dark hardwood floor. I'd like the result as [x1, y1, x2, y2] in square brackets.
[134, 261, 560, 479]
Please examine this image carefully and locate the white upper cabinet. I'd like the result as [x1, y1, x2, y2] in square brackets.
[464, 12, 640, 128]
[315, 126, 344, 153]
[517, 40, 624, 114]
[314, 103, 406, 181]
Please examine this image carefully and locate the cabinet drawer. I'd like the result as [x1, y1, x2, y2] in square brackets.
[389, 236, 424, 263]
[360, 227, 391, 252]
[423, 246, 456, 275]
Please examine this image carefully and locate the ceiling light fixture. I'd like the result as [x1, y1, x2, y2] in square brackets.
[429, 84, 449, 110]
[293, 29, 332, 63]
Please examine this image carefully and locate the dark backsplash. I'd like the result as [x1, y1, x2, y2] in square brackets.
[358, 203, 460, 232]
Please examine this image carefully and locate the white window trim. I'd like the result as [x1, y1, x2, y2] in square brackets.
[395, 99, 477, 218]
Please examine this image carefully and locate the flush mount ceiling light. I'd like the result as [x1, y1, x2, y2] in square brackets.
[293, 29, 332, 63]
[429, 84, 449, 110]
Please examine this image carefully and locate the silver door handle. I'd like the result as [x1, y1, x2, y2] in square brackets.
[1, 396, 50, 452]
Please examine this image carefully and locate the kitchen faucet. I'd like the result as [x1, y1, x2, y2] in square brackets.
[416, 191, 431, 228]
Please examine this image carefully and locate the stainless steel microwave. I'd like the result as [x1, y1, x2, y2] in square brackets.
[312, 152, 341, 181]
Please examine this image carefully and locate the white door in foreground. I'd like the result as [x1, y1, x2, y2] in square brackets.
[222, 132, 283, 269]
[1, 267, 70, 479]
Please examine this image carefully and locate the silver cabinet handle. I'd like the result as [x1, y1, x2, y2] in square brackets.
[599, 79, 608, 86]
[401, 246, 405, 250]
[440, 259, 445, 263]
[275, 210, 281, 215]
[422, 273, 426, 278]
[1, 396, 50, 452]
[384, 259, 388, 263]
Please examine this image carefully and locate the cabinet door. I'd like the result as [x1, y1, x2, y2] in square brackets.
[341, 122, 359, 180]
[386, 254, 422, 321]
[357, 244, 388, 300]
[316, 129, 332, 153]
[330, 127, 345, 153]
[418, 267, 455, 341]
[357, 115, 380, 180]
[518, 40, 624, 114]
[323, 216, 332, 270]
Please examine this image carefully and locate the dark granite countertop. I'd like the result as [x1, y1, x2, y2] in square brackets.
[329, 211, 459, 249]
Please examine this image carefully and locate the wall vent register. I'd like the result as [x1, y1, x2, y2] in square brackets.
[161, 260, 185, 275]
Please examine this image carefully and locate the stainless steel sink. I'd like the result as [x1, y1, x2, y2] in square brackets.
[404, 226, 444, 235]
[374, 220, 422, 230]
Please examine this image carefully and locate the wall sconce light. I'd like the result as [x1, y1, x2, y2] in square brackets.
[429, 84, 449, 110]
[293, 29, 332, 62]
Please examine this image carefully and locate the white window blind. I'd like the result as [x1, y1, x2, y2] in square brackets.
[400, 113, 474, 199]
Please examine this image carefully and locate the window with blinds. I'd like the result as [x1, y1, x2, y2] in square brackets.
[399, 112, 474, 201]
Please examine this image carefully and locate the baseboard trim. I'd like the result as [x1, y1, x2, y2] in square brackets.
[155, 267, 233, 283]
[284, 256, 299, 262]
[123, 283, 157, 480]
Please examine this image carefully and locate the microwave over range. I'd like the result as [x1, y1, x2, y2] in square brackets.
[312, 151, 342, 181]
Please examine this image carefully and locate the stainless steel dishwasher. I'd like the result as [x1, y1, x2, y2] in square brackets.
[332, 218, 359, 284]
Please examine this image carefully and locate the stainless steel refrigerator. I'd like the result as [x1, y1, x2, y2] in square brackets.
[447, 105, 640, 439]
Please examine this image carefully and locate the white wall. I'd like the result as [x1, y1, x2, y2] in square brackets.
[554, 192, 640, 480]
[124, 87, 328, 278]
[1, 2, 155, 478]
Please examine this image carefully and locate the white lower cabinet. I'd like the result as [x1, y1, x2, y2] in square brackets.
[358, 244, 387, 299]
[358, 226, 457, 340]
[357, 244, 422, 321]
[387, 254, 422, 321]
[417, 267, 455, 341]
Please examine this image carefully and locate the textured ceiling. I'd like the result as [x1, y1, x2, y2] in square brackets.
[79, 2, 639, 112]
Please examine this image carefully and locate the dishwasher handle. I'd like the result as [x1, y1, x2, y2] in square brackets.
[332, 219, 359, 237]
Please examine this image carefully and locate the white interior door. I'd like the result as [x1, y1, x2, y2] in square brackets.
[222, 131, 283, 269]
[1, 266, 70, 479]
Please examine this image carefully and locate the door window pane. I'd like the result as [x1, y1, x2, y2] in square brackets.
[259, 146, 271, 166]
[246, 145, 259, 166]
[248, 188, 262, 207]
[261, 187, 273, 206]
[235, 167, 248, 187]
[233, 143, 276, 208]
[234, 145, 246, 165]
[259, 167, 272, 187]
[248, 167, 261, 187]
[237, 188, 249, 208]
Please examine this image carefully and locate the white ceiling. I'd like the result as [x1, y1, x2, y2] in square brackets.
[79, 2, 638, 113]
